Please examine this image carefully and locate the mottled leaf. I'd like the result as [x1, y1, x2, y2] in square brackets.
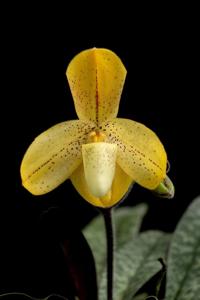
[114, 205, 148, 248]
[99, 231, 170, 300]
[165, 196, 200, 300]
[123, 236, 169, 300]
[83, 204, 148, 280]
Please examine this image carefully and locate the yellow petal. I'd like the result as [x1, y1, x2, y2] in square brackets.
[66, 48, 127, 125]
[70, 163, 133, 208]
[82, 142, 117, 198]
[101, 118, 167, 189]
[20, 120, 95, 195]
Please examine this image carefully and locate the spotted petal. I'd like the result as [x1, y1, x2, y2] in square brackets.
[70, 163, 133, 208]
[20, 120, 95, 195]
[66, 48, 127, 125]
[101, 118, 167, 189]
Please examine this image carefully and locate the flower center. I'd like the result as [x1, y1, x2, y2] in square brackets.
[87, 130, 107, 143]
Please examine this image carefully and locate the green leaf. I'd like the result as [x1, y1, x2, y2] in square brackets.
[99, 230, 170, 300]
[114, 205, 148, 248]
[83, 204, 148, 279]
[165, 196, 200, 300]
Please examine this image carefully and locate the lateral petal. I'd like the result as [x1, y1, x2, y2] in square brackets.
[101, 118, 167, 189]
[20, 120, 95, 195]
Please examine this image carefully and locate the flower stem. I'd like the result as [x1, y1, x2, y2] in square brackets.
[102, 208, 114, 300]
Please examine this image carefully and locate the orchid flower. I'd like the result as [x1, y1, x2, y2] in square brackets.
[20, 48, 173, 208]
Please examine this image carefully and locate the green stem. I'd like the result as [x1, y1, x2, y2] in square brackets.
[102, 208, 114, 300]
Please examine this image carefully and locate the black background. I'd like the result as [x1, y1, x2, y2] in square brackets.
[1, 7, 199, 298]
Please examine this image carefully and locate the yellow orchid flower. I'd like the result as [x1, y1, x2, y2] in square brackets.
[20, 48, 169, 208]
